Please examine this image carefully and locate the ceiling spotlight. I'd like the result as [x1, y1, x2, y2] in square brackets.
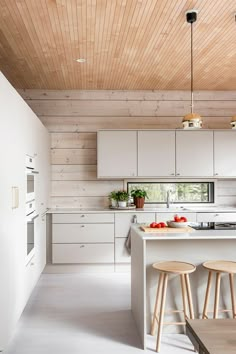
[75, 58, 86, 63]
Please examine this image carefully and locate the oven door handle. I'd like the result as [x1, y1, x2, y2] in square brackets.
[27, 213, 39, 222]
[31, 170, 39, 174]
[31, 213, 39, 220]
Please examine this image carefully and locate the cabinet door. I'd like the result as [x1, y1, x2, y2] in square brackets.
[156, 212, 197, 223]
[176, 131, 213, 177]
[53, 224, 114, 243]
[52, 244, 114, 264]
[115, 213, 155, 238]
[115, 238, 130, 264]
[214, 131, 236, 177]
[97, 130, 137, 177]
[138, 131, 175, 177]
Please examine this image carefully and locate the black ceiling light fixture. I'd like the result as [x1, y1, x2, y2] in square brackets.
[182, 9, 203, 129]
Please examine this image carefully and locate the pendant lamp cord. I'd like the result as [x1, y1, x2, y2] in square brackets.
[191, 22, 194, 114]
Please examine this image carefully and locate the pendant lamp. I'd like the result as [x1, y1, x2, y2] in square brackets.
[230, 116, 236, 129]
[182, 10, 202, 129]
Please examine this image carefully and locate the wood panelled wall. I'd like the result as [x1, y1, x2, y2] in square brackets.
[19, 90, 236, 208]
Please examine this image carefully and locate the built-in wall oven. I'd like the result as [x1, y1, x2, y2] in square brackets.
[26, 205, 39, 261]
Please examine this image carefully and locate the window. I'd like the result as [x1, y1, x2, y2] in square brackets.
[127, 182, 214, 204]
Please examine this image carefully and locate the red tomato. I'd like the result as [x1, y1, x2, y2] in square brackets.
[150, 222, 157, 228]
[180, 216, 187, 222]
[160, 222, 166, 228]
[174, 215, 181, 222]
[155, 223, 162, 228]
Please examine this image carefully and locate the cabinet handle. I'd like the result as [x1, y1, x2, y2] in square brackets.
[81, 215, 85, 217]
[81, 225, 85, 228]
[30, 262, 34, 266]
[214, 173, 219, 176]
[215, 214, 219, 217]
[170, 173, 175, 176]
[176, 173, 180, 176]
[80, 245, 85, 248]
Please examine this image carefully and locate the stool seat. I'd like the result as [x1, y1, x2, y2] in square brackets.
[203, 260, 236, 274]
[153, 261, 196, 274]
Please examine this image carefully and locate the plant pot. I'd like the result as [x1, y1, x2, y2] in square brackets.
[111, 199, 117, 207]
[118, 201, 127, 208]
[134, 197, 145, 208]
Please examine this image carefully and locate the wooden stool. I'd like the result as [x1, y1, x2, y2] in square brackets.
[202, 260, 236, 320]
[151, 261, 196, 352]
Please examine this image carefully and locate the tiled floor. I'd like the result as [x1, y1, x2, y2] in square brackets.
[5, 273, 194, 353]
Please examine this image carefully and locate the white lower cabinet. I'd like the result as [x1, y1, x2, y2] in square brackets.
[52, 213, 115, 264]
[25, 257, 36, 298]
[197, 213, 236, 223]
[53, 244, 114, 264]
[114, 212, 155, 264]
[115, 213, 155, 238]
[156, 212, 197, 223]
[53, 224, 114, 243]
[115, 238, 130, 264]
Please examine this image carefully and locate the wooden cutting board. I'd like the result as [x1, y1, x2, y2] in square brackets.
[140, 225, 194, 233]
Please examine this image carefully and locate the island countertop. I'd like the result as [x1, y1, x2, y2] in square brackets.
[131, 224, 236, 240]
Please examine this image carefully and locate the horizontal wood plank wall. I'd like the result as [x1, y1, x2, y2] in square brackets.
[19, 89, 236, 208]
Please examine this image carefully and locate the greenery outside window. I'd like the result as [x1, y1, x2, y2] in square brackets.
[127, 182, 214, 204]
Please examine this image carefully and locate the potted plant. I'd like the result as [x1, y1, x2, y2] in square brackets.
[108, 191, 118, 207]
[116, 190, 129, 208]
[130, 189, 148, 208]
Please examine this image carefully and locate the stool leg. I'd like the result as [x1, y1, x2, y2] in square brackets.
[185, 274, 195, 319]
[202, 271, 212, 319]
[156, 273, 168, 353]
[229, 273, 236, 319]
[213, 272, 221, 319]
[180, 274, 188, 321]
[151, 273, 164, 335]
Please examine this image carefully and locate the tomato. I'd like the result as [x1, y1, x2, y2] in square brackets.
[150, 222, 157, 228]
[155, 223, 162, 228]
[174, 215, 181, 222]
[180, 216, 187, 222]
[160, 222, 166, 228]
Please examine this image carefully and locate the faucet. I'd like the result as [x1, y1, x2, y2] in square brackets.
[166, 190, 171, 208]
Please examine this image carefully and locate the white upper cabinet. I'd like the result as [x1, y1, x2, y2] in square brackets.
[176, 131, 214, 177]
[214, 131, 236, 177]
[97, 130, 137, 177]
[138, 131, 175, 177]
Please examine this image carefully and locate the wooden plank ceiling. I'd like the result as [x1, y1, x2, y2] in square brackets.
[0, 0, 236, 90]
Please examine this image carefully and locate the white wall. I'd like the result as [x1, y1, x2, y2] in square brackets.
[19, 89, 236, 208]
[0, 73, 50, 350]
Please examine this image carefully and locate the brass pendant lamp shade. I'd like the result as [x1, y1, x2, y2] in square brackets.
[182, 10, 202, 129]
[231, 116, 236, 129]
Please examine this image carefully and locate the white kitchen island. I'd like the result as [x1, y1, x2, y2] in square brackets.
[130, 224, 236, 350]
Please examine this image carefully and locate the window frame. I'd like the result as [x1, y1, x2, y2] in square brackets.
[125, 179, 217, 206]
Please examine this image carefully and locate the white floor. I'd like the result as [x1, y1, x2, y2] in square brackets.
[5, 273, 194, 354]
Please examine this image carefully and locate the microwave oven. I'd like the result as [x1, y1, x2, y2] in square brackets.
[25, 155, 38, 203]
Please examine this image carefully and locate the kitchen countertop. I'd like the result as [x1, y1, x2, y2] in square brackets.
[47, 206, 236, 213]
[131, 224, 236, 240]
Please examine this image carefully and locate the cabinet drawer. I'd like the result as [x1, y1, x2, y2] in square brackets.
[52, 244, 114, 264]
[115, 238, 130, 263]
[197, 213, 236, 222]
[53, 224, 114, 243]
[115, 213, 155, 238]
[156, 212, 197, 223]
[52, 213, 114, 224]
